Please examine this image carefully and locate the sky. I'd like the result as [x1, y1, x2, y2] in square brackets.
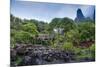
[11, 0, 95, 22]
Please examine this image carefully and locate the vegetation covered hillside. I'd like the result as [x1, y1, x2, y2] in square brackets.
[10, 14, 95, 66]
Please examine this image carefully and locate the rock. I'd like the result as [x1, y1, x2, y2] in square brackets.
[75, 8, 95, 22]
[24, 56, 32, 63]
[17, 56, 31, 66]
[75, 8, 85, 22]
[93, 10, 95, 21]
[16, 46, 26, 55]
[11, 45, 77, 66]
[10, 49, 17, 61]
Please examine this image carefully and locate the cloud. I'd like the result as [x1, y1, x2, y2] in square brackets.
[11, 1, 95, 22]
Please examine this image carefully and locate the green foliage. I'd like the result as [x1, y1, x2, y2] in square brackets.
[89, 44, 95, 51]
[10, 37, 16, 48]
[76, 49, 94, 61]
[65, 29, 80, 45]
[78, 22, 95, 41]
[89, 44, 95, 58]
[14, 31, 32, 44]
[75, 44, 95, 61]
[49, 17, 76, 32]
[10, 29, 17, 48]
[10, 14, 22, 30]
[22, 22, 38, 35]
[49, 18, 61, 29]
[10, 14, 95, 47]
[11, 14, 95, 65]
[61, 42, 74, 51]
[59, 17, 76, 32]
[10, 15, 39, 45]
[37, 21, 50, 33]
[15, 56, 23, 65]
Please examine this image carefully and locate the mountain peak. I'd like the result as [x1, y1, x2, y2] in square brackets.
[75, 8, 85, 22]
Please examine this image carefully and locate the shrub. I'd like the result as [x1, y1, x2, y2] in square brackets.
[75, 44, 95, 61]
[22, 22, 38, 35]
[14, 31, 32, 44]
[65, 29, 80, 46]
[62, 42, 74, 51]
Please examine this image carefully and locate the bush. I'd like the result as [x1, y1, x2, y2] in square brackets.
[14, 31, 32, 44]
[78, 22, 95, 42]
[10, 37, 16, 48]
[22, 22, 38, 35]
[89, 44, 95, 59]
[65, 29, 80, 46]
[75, 44, 95, 61]
[62, 42, 74, 51]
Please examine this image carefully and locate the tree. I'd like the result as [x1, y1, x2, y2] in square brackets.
[10, 14, 22, 30]
[49, 18, 62, 31]
[14, 31, 32, 44]
[78, 22, 95, 42]
[49, 17, 76, 32]
[59, 17, 76, 32]
[65, 29, 80, 46]
[21, 22, 38, 35]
